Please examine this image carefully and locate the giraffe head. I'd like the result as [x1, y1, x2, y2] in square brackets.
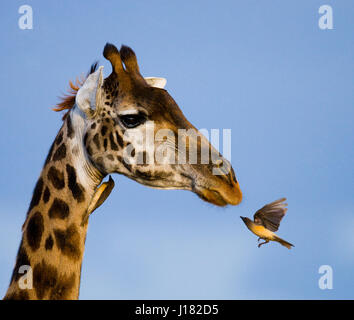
[70, 43, 241, 206]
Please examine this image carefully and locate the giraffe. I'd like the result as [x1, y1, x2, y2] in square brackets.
[3, 43, 242, 300]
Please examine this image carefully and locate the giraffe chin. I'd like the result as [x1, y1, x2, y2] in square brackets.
[194, 185, 242, 207]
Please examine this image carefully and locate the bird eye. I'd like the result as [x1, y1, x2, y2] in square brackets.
[119, 114, 146, 129]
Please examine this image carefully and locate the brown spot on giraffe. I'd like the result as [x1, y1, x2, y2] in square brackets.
[32, 260, 58, 299]
[48, 198, 70, 219]
[47, 166, 65, 190]
[115, 131, 124, 148]
[27, 178, 43, 213]
[45, 235, 54, 250]
[66, 164, 85, 203]
[55, 132, 63, 145]
[43, 186, 51, 203]
[66, 115, 74, 138]
[109, 132, 118, 151]
[101, 125, 107, 136]
[93, 133, 100, 150]
[26, 212, 44, 251]
[52, 144, 66, 161]
[54, 224, 81, 261]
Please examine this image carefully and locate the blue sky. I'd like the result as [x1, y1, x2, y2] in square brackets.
[0, 0, 353, 299]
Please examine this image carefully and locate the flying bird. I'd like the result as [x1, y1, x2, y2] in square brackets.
[240, 198, 294, 249]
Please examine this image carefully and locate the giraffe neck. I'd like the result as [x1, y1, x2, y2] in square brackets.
[4, 108, 104, 300]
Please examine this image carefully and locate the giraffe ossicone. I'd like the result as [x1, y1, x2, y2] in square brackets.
[4, 43, 242, 300]
[144, 77, 167, 89]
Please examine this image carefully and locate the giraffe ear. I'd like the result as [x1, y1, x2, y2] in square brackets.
[144, 77, 167, 89]
[76, 66, 104, 117]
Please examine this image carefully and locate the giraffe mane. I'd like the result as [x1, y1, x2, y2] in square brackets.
[53, 62, 99, 120]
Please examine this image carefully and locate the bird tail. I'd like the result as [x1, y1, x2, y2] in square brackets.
[274, 236, 294, 249]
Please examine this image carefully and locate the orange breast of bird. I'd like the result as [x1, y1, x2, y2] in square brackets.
[248, 224, 275, 239]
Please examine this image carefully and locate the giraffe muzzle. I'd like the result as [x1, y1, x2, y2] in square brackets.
[193, 170, 242, 206]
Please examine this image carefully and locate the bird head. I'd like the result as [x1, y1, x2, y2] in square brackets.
[240, 216, 252, 226]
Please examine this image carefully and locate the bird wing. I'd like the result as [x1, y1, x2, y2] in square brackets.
[253, 198, 288, 232]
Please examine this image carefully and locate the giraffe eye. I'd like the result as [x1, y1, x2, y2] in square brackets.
[119, 114, 146, 128]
